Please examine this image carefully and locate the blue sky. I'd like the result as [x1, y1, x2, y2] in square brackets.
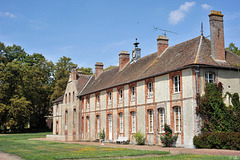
[0, 0, 240, 69]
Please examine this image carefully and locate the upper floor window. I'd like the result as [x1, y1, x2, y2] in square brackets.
[159, 108, 165, 133]
[73, 92, 75, 102]
[118, 89, 123, 103]
[65, 94, 67, 104]
[131, 111, 136, 133]
[119, 113, 123, 133]
[173, 75, 180, 93]
[69, 93, 71, 103]
[131, 86, 135, 101]
[174, 106, 181, 133]
[108, 92, 112, 105]
[86, 97, 90, 108]
[147, 82, 153, 98]
[205, 72, 215, 83]
[149, 110, 154, 133]
[96, 95, 100, 107]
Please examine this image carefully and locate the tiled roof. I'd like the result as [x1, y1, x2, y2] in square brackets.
[76, 74, 93, 93]
[79, 36, 240, 96]
[53, 95, 64, 103]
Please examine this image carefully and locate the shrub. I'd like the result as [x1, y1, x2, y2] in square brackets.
[100, 128, 105, 140]
[193, 132, 240, 150]
[160, 124, 178, 147]
[133, 131, 145, 145]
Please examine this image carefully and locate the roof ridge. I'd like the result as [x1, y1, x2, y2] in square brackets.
[194, 35, 203, 63]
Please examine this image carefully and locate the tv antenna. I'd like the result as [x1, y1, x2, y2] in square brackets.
[153, 26, 178, 36]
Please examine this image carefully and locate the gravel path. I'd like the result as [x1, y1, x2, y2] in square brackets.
[0, 152, 23, 160]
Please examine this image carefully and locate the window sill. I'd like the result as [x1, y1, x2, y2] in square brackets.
[147, 97, 153, 99]
[173, 92, 180, 95]
[131, 132, 136, 134]
[174, 131, 181, 134]
[147, 132, 154, 134]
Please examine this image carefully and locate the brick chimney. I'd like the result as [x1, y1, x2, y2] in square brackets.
[157, 35, 169, 57]
[209, 10, 225, 61]
[119, 51, 130, 71]
[95, 62, 104, 78]
[71, 66, 77, 80]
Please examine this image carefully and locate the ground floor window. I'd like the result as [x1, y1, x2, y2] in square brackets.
[149, 110, 154, 133]
[131, 111, 136, 133]
[159, 108, 165, 133]
[174, 106, 181, 133]
[119, 113, 123, 133]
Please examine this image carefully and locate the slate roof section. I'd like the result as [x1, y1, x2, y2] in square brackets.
[53, 95, 64, 104]
[76, 74, 93, 93]
[79, 36, 240, 96]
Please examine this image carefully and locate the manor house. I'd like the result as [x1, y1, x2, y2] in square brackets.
[47, 10, 240, 148]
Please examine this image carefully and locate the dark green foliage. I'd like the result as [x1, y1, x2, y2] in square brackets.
[104, 65, 117, 71]
[78, 67, 93, 75]
[194, 82, 240, 150]
[193, 132, 240, 150]
[100, 128, 105, 140]
[133, 131, 145, 145]
[226, 43, 240, 55]
[160, 124, 178, 147]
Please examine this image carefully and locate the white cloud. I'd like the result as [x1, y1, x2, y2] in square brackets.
[0, 12, 16, 18]
[168, 1, 196, 25]
[201, 4, 211, 10]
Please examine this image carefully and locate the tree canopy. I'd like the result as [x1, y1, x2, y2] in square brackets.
[226, 43, 240, 55]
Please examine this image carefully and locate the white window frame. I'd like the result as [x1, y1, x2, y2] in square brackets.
[119, 113, 123, 133]
[87, 116, 90, 133]
[119, 89, 123, 103]
[147, 82, 153, 98]
[159, 108, 165, 133]
[108, 92, 112, 105]
[96, 95, 100, 107]
[87, 97, 90, 108]
[131, 86, 135, 101]
[174, 107, 181, 133]
[205, 72, 215, 83]
[97, 115, 100, 133]
[131, 112, 136, 133]
[173, 75, 180, 93]
[149, 110, 154, 133]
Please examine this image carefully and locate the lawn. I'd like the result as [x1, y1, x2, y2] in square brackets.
[0, 132, 169, 160]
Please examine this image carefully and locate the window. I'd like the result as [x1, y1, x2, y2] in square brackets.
[65, 94, 67, 103]
[159, 108, 165, 133]
[69, 93, 71, 103]
[56, 104, 58, 115]
[131, 86, 135, 101]
[205, 72, 215, 83]
[131, 111, 136, 133]
[96, 115, 100, 133]
[173, 75, 180, 93]
[174, 107, 181, 133]
[73, 92, 75, 102]
[147, 82, 153, 98]
[108, 92, 112, 105]
[119, 113, 123, 133]
[87, 116, 90, 133]
[119, 89, 123, 103]
[65, 110, 68, 128]
[87, 97, 90, 108]
[96, 95, 100, 107]
[73, 108, 77, 128]
[149, 110, 154, 133]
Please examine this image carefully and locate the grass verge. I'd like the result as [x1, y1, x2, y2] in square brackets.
[0, 132, 169, 160]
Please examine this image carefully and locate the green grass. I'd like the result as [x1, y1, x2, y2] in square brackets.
[0, 132, 169, 160]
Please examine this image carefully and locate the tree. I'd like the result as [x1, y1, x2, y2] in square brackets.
[226, 43, 240, 55]
[78, 67, 93, 75]
[51, 56, 76, 102]
[104, 65, 117, 71]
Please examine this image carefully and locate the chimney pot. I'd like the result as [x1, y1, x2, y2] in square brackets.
[157, 35, 169, 57]
[209, 10, 225, 61]
[119, 51, 130, 70]
[95, 62, 104, 78]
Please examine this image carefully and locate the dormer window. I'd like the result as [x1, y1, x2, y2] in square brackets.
[131, 86, 135, 101]
[118, 89, 123, 103]
[86, 97, 90, 108]
[108, 92, 112, 105]
[205, 72, 215, 83]
[173, 75, 180, 93]
[147, 82, 153, 98]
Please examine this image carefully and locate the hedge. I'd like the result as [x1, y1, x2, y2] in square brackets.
[193, 132, 240, 150]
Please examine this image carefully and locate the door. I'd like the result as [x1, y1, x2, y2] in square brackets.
[108, 114, 112, 140]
